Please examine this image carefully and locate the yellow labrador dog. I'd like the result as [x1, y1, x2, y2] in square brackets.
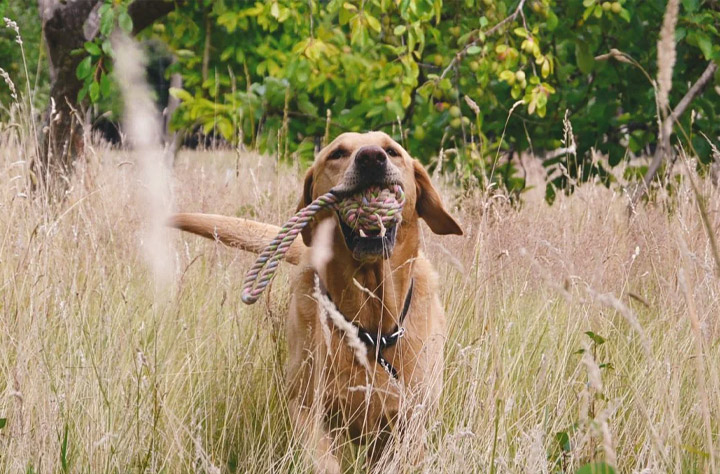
[171, 131, 462, 472]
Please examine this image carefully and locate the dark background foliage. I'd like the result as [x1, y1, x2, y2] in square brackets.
[1, 0, 719, 199]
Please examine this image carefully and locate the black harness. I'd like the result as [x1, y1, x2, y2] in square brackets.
[317, 276, 414, 379]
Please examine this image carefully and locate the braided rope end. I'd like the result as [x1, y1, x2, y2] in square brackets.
[241, 185, 405, 305]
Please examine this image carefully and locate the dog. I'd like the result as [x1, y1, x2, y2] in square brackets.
[170, 131, 462, 472]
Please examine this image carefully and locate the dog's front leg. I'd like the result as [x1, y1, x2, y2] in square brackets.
[287, 351, 341, 474]
[289, 396, 341, 474]
[287, 293, 341, 474]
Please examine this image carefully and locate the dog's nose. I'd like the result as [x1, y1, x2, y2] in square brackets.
[354, 145, 387, 173]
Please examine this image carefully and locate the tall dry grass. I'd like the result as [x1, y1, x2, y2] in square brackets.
[1, 10, 719, 470]
[1, 129, 719, 471]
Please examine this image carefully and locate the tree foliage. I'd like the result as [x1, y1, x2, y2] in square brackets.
[155, 0, 719, 196]
[2, 0, 719, 199]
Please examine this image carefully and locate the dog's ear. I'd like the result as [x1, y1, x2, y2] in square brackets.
[413, 160, 463, 235]
[296, 167, 315, 245]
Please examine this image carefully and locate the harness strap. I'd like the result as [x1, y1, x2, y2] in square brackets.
[317, 276, 414, 379]
[354, 279, 414, 378]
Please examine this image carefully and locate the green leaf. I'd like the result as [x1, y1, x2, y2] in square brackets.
[75, 56, 93, 80]
[202, 120, 215, 135]
[276, 6, 290, 22]
[101, 39, 113, 57]
[84, 41, 101, 56]
[401, 88, 412, 107]
[499, 70, 515, 82]
[695, 32, 713, 60]
[0, 418, 6, 429]
[546, 11, 559, 31]
[618, 8, 630, 22]
[100, 73, 111, 97]
[582, 0, 595, 6]
[60, 423, 69, 472]
[681, 0, 700, 12]
[118, 12, 133, 33]
[394, 25, 406, 36]
[575, 462, 616, 474]
[513, 27, 528, 38]
[217, 12, 238, 32]
[467, 45, 482, 55]
[216, 118, 234, 139]
[100, 9, 115, 36]
[575, 41, 594, 74]
[169, 87, 194, 102]
[681, 444, 711, 458]
[585, 331, 606, 346]
[220, 46, 234, 61]
[89, 81, 100, 102]
[297, 93, 318, 116]
[366, 14, 381, 33]
[555, 431, 571, 452]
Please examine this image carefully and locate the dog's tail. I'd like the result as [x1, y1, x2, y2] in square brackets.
[168, 213, 306, 265]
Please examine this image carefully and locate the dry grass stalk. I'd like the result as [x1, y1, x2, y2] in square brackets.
[2, 118, 720, 470]
[311, 219, 336, 351]
[680, 152, 720, 277]
[656, 0, 679, 113]
[113, 33, 175, 288]
[313, 274, 371, 374]
[677, 232, 717, 474]
[0, 67, 18, 101]
[581, 345, 603, 393]
[584, 287, 652, 357]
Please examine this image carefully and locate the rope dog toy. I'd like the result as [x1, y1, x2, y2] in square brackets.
[241, 185, 405, 304]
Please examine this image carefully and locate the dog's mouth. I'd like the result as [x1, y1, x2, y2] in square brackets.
[332, 184, 405, 261]
[337, 215, 399, 260]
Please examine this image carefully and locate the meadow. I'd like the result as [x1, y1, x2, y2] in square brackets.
[1, 136, 718, 472]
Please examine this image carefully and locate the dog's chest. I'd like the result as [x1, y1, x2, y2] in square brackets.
[318, 324, 430, 440]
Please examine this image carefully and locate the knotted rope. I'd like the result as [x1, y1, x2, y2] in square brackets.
[241, 185, 405, 304]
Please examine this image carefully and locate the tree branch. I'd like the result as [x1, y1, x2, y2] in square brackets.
[439, 0, 527, 80]
[128, 0, 179, 35]
[633, 60, 719, 203]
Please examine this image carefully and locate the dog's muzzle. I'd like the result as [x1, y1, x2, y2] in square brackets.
[331, 145, 403, 196]
[330, 146, 406, 261]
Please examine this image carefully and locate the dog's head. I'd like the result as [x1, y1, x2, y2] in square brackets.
[297, 131, 462, 262]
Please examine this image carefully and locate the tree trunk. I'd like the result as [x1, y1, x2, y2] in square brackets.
[35, 0, 178, 186]
[201, 9, 211, 83]
[36, 0, 100, 180]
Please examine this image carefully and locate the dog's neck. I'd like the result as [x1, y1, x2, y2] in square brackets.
[320, 221, 418, 334]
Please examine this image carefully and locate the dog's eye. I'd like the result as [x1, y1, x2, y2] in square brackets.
[328, 148, 347, 160]
[385, 148, 399, 157]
